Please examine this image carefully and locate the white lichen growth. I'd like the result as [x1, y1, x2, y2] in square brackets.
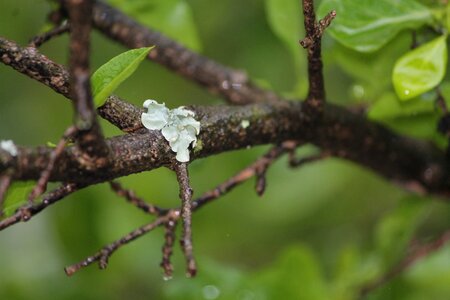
[141, 99, 200, 162]
[0, 140, 18, 156]
[241, 120, 250, 129]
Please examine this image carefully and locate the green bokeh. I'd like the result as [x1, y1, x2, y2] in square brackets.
[1, 1, 450, 299]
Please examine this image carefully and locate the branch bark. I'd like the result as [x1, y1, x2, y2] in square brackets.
[1, 36, 449, 197]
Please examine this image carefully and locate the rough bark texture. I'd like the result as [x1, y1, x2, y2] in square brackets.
[1, 0, 450, 287]
[0, 36, 448, 196]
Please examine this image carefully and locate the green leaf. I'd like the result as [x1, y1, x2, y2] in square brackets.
[91, 46, 153, 107]
[392, 35, 448, 100]
[318, 0, 433, 52]
[108, 0, 201, 51]
[2, 181, 35, 217]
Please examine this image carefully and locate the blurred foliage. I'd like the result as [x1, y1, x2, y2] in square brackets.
[1, 0, 450, 299]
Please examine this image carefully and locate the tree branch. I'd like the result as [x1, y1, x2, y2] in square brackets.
[0, 36, 449, 198]
[173, 162, 197, 277]
[65, 0, 110, 170]
[300, 0, 336, 107]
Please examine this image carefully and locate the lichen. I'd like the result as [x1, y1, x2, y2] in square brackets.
[141, 99, 200, 162]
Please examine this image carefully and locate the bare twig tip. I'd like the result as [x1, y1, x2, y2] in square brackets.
[64, 266, 76, 276]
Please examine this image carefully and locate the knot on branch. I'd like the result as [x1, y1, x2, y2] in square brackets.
[300, 10, 336, 49]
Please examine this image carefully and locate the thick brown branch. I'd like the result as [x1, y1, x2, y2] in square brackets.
[0, 96, 449, 198]
[1, 36, 449, 198]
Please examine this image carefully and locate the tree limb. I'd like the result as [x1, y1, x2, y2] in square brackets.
[0, 36, 449, 197]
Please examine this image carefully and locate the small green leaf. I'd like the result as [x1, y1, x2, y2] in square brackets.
[2, 181, 35, 217]
[91, 46, 154, 107]
[318, 0, 433, 52]
[393, 35, 447, 100]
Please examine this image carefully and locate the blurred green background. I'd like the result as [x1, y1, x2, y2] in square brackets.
[1, 0, 450, 299]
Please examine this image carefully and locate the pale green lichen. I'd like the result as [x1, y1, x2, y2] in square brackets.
[141, 100, 200, 162]
[241, 120, 250, 129]
[193, 139, 203, 153]
[0, 140, 17, 156]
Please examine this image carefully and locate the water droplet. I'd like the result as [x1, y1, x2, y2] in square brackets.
[351, 84, 365, 99]
[202, 285, 220, 299]
[231, 83, 242, 89]
[404, 90, 410, 95]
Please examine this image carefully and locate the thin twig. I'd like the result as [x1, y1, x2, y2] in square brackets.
[109, 181, 166, 215]
[436, 87, 448, 114]
[359, 230, 450, 299]
[65, 213, 170, 276]
[63, 143, 295, 276]
[0, 182, 80, 231]
[28, 126, 77, 204]
[288, 151, 329, 168]
[28, 21, 70, 48]
[160, 216, 177, 279]
[192, 142, 295, 210]
[173, 162, 196, 277]
[300, 0, 336, 105]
